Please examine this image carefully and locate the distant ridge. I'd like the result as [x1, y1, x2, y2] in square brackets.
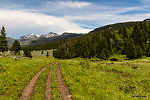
[89, 21, 139, 33]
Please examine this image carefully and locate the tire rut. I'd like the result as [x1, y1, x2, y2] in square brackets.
[57, 63, 73, 100]
[45, 66, 54, 100]
[19, 65, 49, 100]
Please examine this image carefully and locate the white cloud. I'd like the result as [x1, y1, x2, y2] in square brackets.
[63, 7, 150, 27]
[0, 0, 149, 38]
[46, 1, 92, 9]
[58, 1, 91, 8]
[62, 3, 150, 26]
[0, 9, 91, 38]
[64, 13, 149, 26]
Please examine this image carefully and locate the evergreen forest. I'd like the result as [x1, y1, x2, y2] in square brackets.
[53, 21, 150, 59]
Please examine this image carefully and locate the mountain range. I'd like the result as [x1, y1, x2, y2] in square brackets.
[7, 32, 83, 46]
[19, 32, 59, 40]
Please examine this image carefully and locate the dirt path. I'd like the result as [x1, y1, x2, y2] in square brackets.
[19, 65, 48, 100]
[57, 63, 73, 100]
[45, 67, 53, 100]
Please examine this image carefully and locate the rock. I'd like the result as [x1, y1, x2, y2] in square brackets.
[110, 58, 118, 61]
[16, 56, 21, 58]
[67, 95, 72, 98]
[13, 56, 21, 59]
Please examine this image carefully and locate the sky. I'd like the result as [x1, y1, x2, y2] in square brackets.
[0, 0, 150, 38]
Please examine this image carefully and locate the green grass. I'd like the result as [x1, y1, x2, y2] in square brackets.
[61, 58, 150, 100]
[1, 52, 150, 100]
[31, 64, 53, 100]
[51, 63, 61, 100]
[0, 57, 52, 100]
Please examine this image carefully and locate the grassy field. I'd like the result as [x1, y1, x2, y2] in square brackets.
[0, 57, 53, 99]
[61, 57, 150, 100]
[1, 53, 150, 100]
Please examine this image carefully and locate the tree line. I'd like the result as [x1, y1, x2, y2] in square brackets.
[53, 21, 150, 59]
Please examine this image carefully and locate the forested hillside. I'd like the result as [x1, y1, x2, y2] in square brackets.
[90, 21, 138, 32]
[53, 21, 150, 59]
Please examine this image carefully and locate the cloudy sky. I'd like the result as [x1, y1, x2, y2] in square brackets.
[0, 0, 150, 38]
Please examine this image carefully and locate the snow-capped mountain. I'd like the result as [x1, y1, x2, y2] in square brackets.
[19, 32, 59, 40]
[26, 33, 42, 39]
[44, 32, 59, 38]
[18, 32, 83, 46]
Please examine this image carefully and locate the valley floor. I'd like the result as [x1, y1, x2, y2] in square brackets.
[0, 56, 150, 100]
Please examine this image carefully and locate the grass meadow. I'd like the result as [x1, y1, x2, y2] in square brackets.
[0, 51, 150, 100]
[60, 57, 150, 100]
[0, 57, 54, 99]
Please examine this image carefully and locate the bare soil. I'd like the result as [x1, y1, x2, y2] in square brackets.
[57, 63, 73, 100]
[45, 67, 53, 100]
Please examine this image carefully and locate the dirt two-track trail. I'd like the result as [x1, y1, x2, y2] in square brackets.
[18, 63, 73, 100]
[45, 66, 53, 100]
[57, 63, 73, 100]
[18, 65, 48, 100]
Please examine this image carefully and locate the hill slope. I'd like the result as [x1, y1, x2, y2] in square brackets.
[89, 21, 138, 33]
[53, 20, 150, 59]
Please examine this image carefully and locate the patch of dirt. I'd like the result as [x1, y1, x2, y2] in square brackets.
[57, 63, 73, 100]
[19, 65, 49, 100]
[45, 67, 53, 100]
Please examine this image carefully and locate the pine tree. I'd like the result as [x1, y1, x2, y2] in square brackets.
[12, 40, 21, 55]
[145, 44, 150, 57]
[28, 51, 32, 58]
[41, 50, 43, 54]
[132, 24, 144, 46]
[0, 26, 8, 53]
[142, 22, 148, 33]
[52, 49, 55, 57]
[118, 28, 122, 35]
[96, 37, 103, 58]
[122, 27, 128, 38]
[46, 51, 49, 57]
[126, 39, 137, 59]
[136, 45, 143, 58]
[23, 49, 32, 58]
[99, 49, 109, 60]
[121, 38, 128, 55]
[99, 49, 106, 60]
[148, 23, 150, 39]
